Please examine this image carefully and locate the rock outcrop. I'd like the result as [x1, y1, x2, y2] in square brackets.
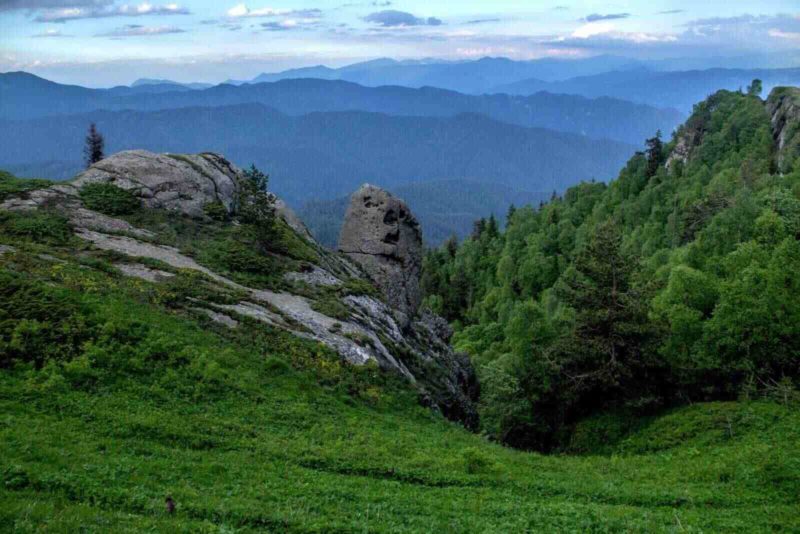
[767, 87, 800, 173]
[1, 152, 478, 429]
[73, 150, 240, 217]
[338, 184, 423, 326]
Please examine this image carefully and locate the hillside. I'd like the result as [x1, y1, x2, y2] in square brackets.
[0, 72, 682, 146]
[1, 158, 799, 532]
[0, 104, 635, 207]
[493, 67, 800, 112]
[422, 86, 800, 451]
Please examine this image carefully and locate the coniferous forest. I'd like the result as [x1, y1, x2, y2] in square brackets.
[422, 87, 800, 450]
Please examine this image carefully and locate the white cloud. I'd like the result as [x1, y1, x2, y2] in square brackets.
[769, 28, 800, 41]
[31, 28, 72, 38]
[34, 2, 189, 22]
[226, 4, 321, 19]
[96, 24, 186, 37]
[571, 22, 614, 39]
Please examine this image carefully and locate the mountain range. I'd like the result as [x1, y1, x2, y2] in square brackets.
[0, 72, 681, 146]
[493, 67, 800, 112]
[0, 103, 633, 209]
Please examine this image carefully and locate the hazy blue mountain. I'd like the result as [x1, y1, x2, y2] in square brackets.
[131, 78, 213, 90]
[299, 180, 549, 247]
[492, 67, 800, 112]
[0, 103, 635, 206]
[0, 72, 682, 145]
[238, 55, 646, 93]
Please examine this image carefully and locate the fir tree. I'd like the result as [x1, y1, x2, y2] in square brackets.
[83, 123, 105, 168]
[645, 130, 664, 178]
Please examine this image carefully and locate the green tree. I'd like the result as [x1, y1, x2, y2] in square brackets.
[645, 130, 664, 178]
[747, 79, 763, 97]
[236, 164, 276, 244]
[83, 123, 104, 168]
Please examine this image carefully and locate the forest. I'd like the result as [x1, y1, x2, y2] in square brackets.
[421, 86, 800, 450]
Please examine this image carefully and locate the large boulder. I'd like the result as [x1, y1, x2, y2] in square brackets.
[73, 150, 241, 218]
[338, 184, 423, 325]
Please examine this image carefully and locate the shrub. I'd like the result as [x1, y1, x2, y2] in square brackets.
[0, 270, 93, 367]
[79, 182, 140, 216]
[0, 210, 72, 245]
[203, 200, 229, 221]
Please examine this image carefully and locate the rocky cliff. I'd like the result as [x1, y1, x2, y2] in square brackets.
[766, 87, 800, 174]
[1, 151, 478, 428]
[667, 87, 800, 174]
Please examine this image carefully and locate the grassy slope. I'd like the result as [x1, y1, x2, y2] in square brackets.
[0, 175, 798, 532]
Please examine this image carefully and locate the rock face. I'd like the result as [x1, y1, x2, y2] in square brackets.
[766, 87, 800, 173]
[73, 150, 240, 217]
[338, 184, 423, 325]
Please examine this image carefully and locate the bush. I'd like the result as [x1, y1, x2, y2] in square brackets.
[203, 200, 229, 221]
[79, 182, 140, 216]
[0, 210, 72, 245]
[0, 271, 93, 367]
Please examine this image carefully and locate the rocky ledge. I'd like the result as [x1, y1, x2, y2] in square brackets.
[2, 151, 479, 428]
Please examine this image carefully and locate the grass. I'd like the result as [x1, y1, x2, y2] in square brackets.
[0, 246, 798, 532]
[0, 169, 52, 203]
[0, 171, 797, 531]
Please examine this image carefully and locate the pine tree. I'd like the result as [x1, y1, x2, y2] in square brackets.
[506, 204, 517, 225]
[645, 130, 664, 178]
[84, 123, 105, 168]
[486, 214, 499, 238]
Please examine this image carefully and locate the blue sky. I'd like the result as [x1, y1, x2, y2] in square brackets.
[1, 0, 799, 86]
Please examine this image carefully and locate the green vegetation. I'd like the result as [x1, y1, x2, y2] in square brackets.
[0, 169, 52, 202]
[0, 249, 798, 532]
[0, 210, 73, 246]
[1, 89, 799, 531]
[79, 182, 141, 216]
[422, 89, 800, 450]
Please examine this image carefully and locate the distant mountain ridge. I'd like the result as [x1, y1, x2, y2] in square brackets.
[131, 78, 213, 90]
[492, 67, 800, 112]
[0, 72, 682, 146]
[0, 103, 635, 206]
[229, 55, 646, 94]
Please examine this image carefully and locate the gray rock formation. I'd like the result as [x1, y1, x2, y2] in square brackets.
[766, 87, 800, 173]
[0, 152, 479, 429]
[338, 184, 423, 326]
[73, 150, 240, 218]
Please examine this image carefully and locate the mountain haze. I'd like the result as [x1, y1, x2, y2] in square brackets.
[0, 72, 681, 146]
[0, 104, 635, 207]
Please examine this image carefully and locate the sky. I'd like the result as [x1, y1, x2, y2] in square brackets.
[1, 0, 799, 86]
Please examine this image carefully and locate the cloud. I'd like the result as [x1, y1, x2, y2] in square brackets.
[363, 10, 442, 27]
[584, 13, 630, 22]
[31, 28, 72, 38]
[769, 29, 800, 41]
[466, 18, 501, 25]
[1, 0, 109, 10]
[34, 3, 190, 23]
[682, 13, 800, 48]
[659, 10, 685, 15]
[226, 4, 321, 19]
[259, 19, 316, 31]
[96, 24, 186, 37]
[546, 12, 800, 56]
